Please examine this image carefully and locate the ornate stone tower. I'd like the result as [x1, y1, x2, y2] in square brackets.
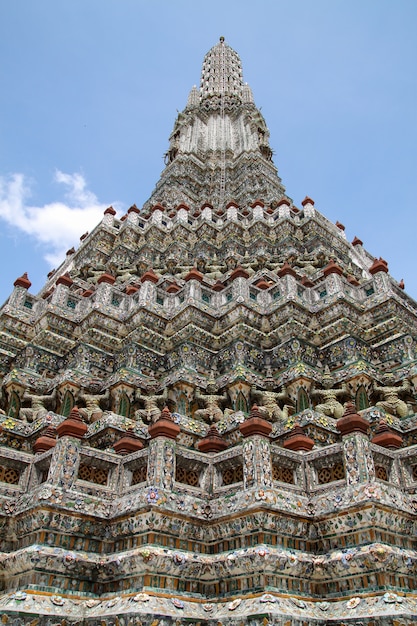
[0, 38, 417, 625]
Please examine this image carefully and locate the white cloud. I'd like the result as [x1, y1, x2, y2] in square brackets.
[0, 171, 116, 267]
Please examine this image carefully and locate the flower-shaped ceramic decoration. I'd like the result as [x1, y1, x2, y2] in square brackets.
[260, 593, 277, 603]
[146, 487, 159, 504]
[133, 593, 150, 602]
[383, 592, 402, 603]
[228, 598, 242, 611]
[12, 591, 27, 601]
[85, 599, 100, 608]
[292, 598, 307, 609]
[51, 595, 65, 606]
[347, 597, 361, 609]
[171, 598, 184, 609]
[173, 552, 186, 565]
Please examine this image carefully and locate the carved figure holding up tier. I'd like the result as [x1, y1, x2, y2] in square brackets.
[79, 388, 109, 422]
[311, 372, 346, 420]
[374, 374, 410, 418]
[251, 385, 293, 422]
[20, 388, 57, 422]
[135, 387, 168, 424]
[194, 380, 229, 423]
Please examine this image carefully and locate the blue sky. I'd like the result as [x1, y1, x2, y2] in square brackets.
[1, 0, 416, 304]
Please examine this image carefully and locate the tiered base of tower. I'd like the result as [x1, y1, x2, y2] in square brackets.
[1, 37, 417, 625]
[0, 401, 417, 625]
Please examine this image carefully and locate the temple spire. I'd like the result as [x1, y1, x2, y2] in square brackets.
[199, 36, 245, 99]
[145, 38, 287, 211]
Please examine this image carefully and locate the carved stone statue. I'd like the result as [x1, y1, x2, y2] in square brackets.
[194, 380, 229, 423]
[374, 374, 410, 418]
[20, 388, 57, 423]
[251, 385, 293, 422]
[135, 387, 168, 424]
[78, 388, 110, 422]
[311, 373, 346, 420]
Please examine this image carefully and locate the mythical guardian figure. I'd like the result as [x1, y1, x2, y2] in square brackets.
[194, 380, 229, 424]
[20, 388, 57, 422]
[311, 372, 347, 420]
[78, 388, 110, 422]
[251, 385, 293, 422]
[374, 374, 410, 418]
[135, 387, 168, 424]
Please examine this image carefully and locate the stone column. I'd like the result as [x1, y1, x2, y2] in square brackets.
[139, 269, 159, 305]
[8, 273, 32, 309]
[51, 274, 74, 307]
[126, 204, 140, 226]
[323, 260, 344, 296]
[48, 407, 88, 489]
[102, 206, 116, 227]
[240, 406, 273, 490]
[301, 196, 315, 218]
[277, 263, 297, 299]
[184, 268, 203, 301]
[147, 407, 180, 492]
[230, 266, 250, 302]
[337, 403, 374, 485]
[369, 258, 390, 293]
[277, 198, 291, 219]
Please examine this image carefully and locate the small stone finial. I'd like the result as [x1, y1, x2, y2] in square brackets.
[301, 275, 315, 288]
[166, 281, 181, 294]
[198, 425, 228, 453]
[33, 426, 57, 454]
[187, 85, 200, 107]
[14, 272, 32, 289]
[337, 402, 369, 436]
[148, 406, 180, 440]
[371, 420, 403, 449]
[369, 257, 389, 275]
[283, 423, 314, 452]
[399, 279, 405, 290]
[323, 259, 343, 277]
[184, 268, 204, 282]
[114, 427, 144, 455]
[301, 196, 314, 207]
[56, 406, 88, 439]
[140, 269, 159, 284]
[97, 273, 116, 285]
[352, 236, 363, 247]
[277, 262, 297, 278]
[229, 266, 250, 281]
[212, 280, 225, 292]
[56, 272, 74, 287]
[240, 405, 273, 438]
[104, 206, 116, 215]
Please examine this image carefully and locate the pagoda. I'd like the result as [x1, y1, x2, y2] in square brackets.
[0, 38, 416, 625]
